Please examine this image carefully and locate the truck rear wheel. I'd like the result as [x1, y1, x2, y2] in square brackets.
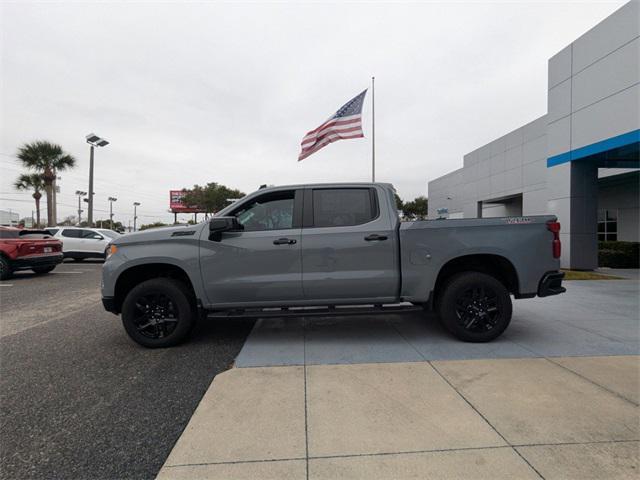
[121, 278, 196, 348]
[438, 271, 512, 342]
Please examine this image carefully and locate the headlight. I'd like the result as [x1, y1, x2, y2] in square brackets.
[106, 245, 118, 258]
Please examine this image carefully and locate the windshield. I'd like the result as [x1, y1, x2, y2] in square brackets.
[0, 229, 53, 239]
[98, 230, 121, 239]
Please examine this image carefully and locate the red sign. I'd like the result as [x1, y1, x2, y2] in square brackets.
[170, 190, 204, 213]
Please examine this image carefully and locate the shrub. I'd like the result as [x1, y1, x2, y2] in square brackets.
[598, 241, 639, 268]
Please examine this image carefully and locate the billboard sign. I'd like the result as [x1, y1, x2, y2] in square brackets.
[169, 190, 204, 213]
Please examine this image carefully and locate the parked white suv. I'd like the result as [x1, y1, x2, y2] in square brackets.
[46, 227, 120, 261]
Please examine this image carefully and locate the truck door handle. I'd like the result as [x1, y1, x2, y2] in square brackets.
[273, 238, 296, 245]
[364, 234, 388, 241]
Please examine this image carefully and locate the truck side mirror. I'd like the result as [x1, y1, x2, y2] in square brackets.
[209, 216, 243, 241]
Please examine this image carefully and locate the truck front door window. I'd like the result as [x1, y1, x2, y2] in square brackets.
[233, 192, 294, 231]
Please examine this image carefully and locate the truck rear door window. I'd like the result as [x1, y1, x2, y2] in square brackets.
[312, 188, 377, 227]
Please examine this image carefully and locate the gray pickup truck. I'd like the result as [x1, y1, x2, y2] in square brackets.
[101, 183, 565, 348]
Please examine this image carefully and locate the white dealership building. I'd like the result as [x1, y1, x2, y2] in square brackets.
[427, 1, 639, 270]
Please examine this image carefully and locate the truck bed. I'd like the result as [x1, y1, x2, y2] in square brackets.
[399, 215, 559, 302]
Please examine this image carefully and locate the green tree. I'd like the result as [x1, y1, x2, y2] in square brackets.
[60, 215, 77, 226]
[181, 183, 245, 214]
[16, 141, 76, 226]
[14, 173, 45, 227]
[403, 196, 429, 220]
[94, 219, 124, 230]
[139, 221, 169, 231]
[394, 193, 404, 211]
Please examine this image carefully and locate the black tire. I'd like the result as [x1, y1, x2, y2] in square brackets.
[0, 256, 12, 281]
[437, 271, 512, 342]
[32, 266, 56, 274]
[121, 278, 196, 348]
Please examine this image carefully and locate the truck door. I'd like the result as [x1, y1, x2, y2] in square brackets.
[301, 186, 400, 302]
[199, 189, 304, 306]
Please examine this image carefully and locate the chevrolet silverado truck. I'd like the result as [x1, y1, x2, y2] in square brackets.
[101, 183, 565, 348]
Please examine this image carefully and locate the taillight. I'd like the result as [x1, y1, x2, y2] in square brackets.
[546, 221, 561, 259]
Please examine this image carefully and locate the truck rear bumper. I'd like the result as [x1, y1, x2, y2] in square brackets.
[537, 271, 566, 297]
[11, 253, 64, 271]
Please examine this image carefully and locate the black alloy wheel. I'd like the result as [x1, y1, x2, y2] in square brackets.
[454, 285, 500, 333]
[121, 278, 195, 348]
[438, 271, 512, 342]
[131, 293, 179, 339]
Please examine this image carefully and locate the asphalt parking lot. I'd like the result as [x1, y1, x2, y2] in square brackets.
[0, 261, 255, 480]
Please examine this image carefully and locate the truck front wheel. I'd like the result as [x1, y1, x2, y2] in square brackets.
[121, 278, 196, 348]
[438, 272, 512, 342]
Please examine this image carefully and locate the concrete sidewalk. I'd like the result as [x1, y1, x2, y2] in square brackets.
[234, 277, 639, 367]
[157, 355, 639, 479]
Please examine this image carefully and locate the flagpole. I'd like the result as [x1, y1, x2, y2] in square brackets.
[371, 76, 375, 182]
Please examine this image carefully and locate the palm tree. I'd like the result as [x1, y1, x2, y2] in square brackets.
[14, 173, 45, 227]
[16, 141, 76, 226]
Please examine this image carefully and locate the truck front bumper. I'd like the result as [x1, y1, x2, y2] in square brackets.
[537, 271, 566, 297]
[102, 297, 118, 314]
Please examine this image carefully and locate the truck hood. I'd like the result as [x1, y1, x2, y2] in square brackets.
[112, 224, 204, 245]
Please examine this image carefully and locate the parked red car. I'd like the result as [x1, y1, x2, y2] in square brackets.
[0, 227, 64, 280]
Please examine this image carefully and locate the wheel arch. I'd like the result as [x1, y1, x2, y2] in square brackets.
[433, 254, 519, 303]
[113, 263, 197, 314]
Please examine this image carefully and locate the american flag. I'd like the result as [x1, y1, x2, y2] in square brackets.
[298, 89, 367, 161]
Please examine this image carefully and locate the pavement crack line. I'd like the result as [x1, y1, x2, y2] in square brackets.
[427, 361, 546, 480]
[163, 439, 640, 469]
[543, 357, 640, 407]
[556, 317, 634, 344]
[385, 318, 429, 361]
[303, 316, 310, 480]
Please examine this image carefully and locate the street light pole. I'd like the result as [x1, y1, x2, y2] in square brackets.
[75, 190, 87, 225]
[85, 133, 110, 227]
[88, 145, 94, 225]
[108, 197, 117, 230]
[133, 202, 140, 231]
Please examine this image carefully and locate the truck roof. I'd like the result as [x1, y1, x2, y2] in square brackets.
[255, 182, 395, 192]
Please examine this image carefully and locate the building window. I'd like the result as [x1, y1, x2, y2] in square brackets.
[598, 209, 617, 241]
